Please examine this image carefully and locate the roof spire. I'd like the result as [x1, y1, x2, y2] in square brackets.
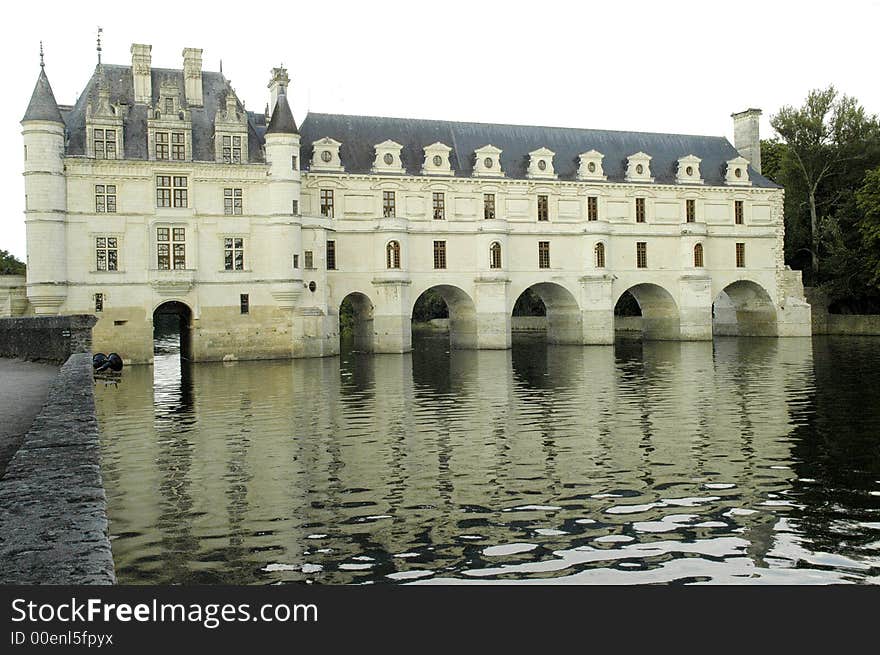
[96, 26, 103, 65]
[39, 41, 44, 68]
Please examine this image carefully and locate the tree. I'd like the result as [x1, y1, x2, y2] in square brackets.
[857, 166, 880, 289]
[770, 86, 880, 281]
[0, 249, 25, 275]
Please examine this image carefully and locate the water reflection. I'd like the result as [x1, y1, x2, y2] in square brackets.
[95, 335, 880, 584]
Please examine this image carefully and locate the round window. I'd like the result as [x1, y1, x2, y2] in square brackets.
[735, 167, 742, 178]
[484, 157, 494, 169]
[433, 154, 443, 167]
[587, 161, 596, 173]
[320, 150, 332, 163]
[636, 164, 644, 175]
[308, 281, 317, 293]
[538, 159, 547, 171]
[686, 166, 694, 176]
[383, 153, 394, 165]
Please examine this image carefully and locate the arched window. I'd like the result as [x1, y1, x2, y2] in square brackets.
[694, 243, 704, 268]
[595, 242, 605, 268]
[386, 240, 401, 269]
[489, 241, 502, 269]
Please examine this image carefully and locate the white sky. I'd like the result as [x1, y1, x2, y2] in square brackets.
[3, 0, 879, 259]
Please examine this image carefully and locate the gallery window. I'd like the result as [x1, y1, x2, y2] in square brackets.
[587, 196, 598, 221]
[686, 199, 696, 223]
[433, 192, 445, 220]
[433, 240, 447, 269]
[735, 200, 744, 225]
[595, 242, 605, 268]
[636, 241, 647, 268]
[326, 240, 337, 270]
[736, 242, 746, 268]
[383, 191, 396, 218]
[489, 241, 502, 269]
[538, 241, 550, 269]
[320, 189, 334, 218]
[537, 195, 549, 221]
[694, 243, 704, 268]
[635, 197, 646, 223]
[386, 240, 401, 269]
[484, 194, 496, 220]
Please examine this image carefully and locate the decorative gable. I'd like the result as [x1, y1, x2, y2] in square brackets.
[725, 156, 751, 186]
[86, 73, 124, 159]
[372, 139, 405, 174]
[214, 90, 248, 163]
[422, 142, 453, 176]
[577, 150, 606, 181]
[311, 137, 344, 172]
[474, 144, 504, 177]
[676, 154, 703, 185]
[527, 147, 557, 179]
[147, 79, 192, 162]
[625, 152, 654, 183]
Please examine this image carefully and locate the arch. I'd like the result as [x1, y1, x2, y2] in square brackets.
[614, 283, 680, 340]
[713, 280, 777, 337]
[511, 282, 582, 345]
[411, 284, 477, 349]
[693, 243, 704, 268]
[339, 292, 375, 352]
[152, 300, 193, 361]
[489, 241, 502, 269]
[594, 242, 606, 268]
[386, 240, 401, 269]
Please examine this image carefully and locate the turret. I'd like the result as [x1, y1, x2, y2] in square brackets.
[264, 82, 303, 309]
[22, 58, 68, 314]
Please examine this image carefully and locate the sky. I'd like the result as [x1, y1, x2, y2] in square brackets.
[3, 0, 879, 259]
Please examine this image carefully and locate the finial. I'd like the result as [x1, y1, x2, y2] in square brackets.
[96, 26, 103, 64]
[39, 41, 44, 68]
[220, 59, 223, 74]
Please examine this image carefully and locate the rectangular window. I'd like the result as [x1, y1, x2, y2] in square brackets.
[686, 199, 696, 223]
[293, 254, 299, 269]
[736, 242, 746, 268]
[172, 177, 188, 208]
[224, 237, 244, 271]
[537, 195, 549, 221]
[538, 241, 550, 269]
[224, 188, 243, 215]
[93, 128, 116, 159]
[222, 135, 242, 164]
[171, 132, 186, 160]
[157, 227, 185, 269]
[735, 200, 744, 224]
[240, 294, 249, 315]
[383, 191, 396, 218]
[156, 176, 187, 208]
[433, 192, 445, 220]
[95, 236, 118, 271]
[587, 196, 598, 221]
[320, 189, 334, 218]
[95, 184, 117, 213]
[326, 240, 336, 270]
[94, 293, 104, 313]
[155, 131, 169, 160]
[292, 199, 299, 215]
[636, 241, 648, 268]
[292, 155, 298, 170]
[635, 197, 646, 223]
[172, 228, 186, 269]
[433, 240, 446, 269]
[484, 193, 496, 220]
[304, 250, 314, 269]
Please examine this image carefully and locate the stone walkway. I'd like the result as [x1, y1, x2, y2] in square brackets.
[0, 358, 58, 478]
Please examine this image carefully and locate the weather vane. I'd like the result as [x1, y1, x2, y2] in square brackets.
[97, 26, 103, 64]
[39, 41, 45, 68]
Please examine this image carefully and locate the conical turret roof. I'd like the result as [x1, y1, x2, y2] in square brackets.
[266, 91, 298, 135]
[22, 67, 64, 124]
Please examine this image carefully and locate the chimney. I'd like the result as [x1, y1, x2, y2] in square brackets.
[183, 48, 204, 107]
[268, 67, 290, 116]
[732, 108, 762, 174]
[131, 43, 152, 104]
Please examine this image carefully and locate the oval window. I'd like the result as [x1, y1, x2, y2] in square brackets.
[321, 150, 332, 163]
[735, 167, 742, 178]
[383, 153, 394, 165]
[484, 157, 494, 169]
[636, 164, 644, 175]
[686, 166, 694, 176]
[433, 154, 443, 167]
[587, 161, 596, 173]
[537, 159, 547, 171]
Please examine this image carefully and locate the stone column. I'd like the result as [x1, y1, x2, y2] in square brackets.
[579, 274, 614, 345]
[371, 276, 412, 354]
[474, 275, 511, 350]
[679, 274, 713, 340]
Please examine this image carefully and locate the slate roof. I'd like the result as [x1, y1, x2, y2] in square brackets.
[266, 91, 298, 135]
[59, 64, 266, 162]
[297, 113, 778, 188]
[22, 68, 64, 123]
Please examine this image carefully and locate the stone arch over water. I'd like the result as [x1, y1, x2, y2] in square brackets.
[411, 284, 478, 349]
[713, 280, 777, 337]
[152, 300, 194, 361]
[339, 291, 375, 352]
[614, 283, 680, 340]
[511, 281, 582, 344]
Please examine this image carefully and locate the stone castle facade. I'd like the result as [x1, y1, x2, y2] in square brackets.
[15, 42, 811, 363]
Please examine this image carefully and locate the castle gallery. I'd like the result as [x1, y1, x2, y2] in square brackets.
[15, 43, 812, 363]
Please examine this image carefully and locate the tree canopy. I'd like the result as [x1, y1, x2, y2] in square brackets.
[0, 250, 25, 275]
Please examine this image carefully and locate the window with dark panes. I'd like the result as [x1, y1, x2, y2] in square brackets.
[432, 192, 445, 220]
[171, 132, 185, 160]
[155, 132, 169, 160]
[686, 199, 696, 223]
[95, 236, 118, 271]
[320, 189, 334, 218]
[383, 191, 396, 218]
[224, 188, 243, 215]
[433, 240, 446, 269]
[95, 184, 116, 213]
[484, 194, 496, 220]
[637, 241, 647, 268]
[224, 237, 244, 271]
[538, 241, 550, 268]
[588, 196, 598, 221]
[326, 240, 336, 270]
[537, 195, 549, 221]
[636, 197, 646, 223]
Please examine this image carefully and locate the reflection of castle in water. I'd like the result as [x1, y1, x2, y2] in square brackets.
[96, 337, 827, 583]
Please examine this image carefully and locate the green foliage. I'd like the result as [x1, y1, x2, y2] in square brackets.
[512, 288, 546, 316]
[857, 166, 880, 289]
[412, 289, 448, 322]
[339, 296, 356, 335]
[0, 249, 25, 275]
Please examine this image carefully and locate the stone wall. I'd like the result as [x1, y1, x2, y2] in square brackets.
[804, 287, 880, 335]
[0, 276, 27, 317]
[0, 353, 115, 584]
[0, 314, 97, 363]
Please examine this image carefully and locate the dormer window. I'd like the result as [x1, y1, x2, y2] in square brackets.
[423, 142, 453, 176]
[311, 137, 344, 172]
[164, 97, 174, 114]
[214, 89, 248, 164]
[93, 129, 117, 159]
[223, 135, 242, 163]
[527, 147, 557, 179]
[676, 155, 703, 184]
[578, 150, 606, 181]
[725, 156, 752, 186]
[372, 140, 404, 174]
[474, 145, 503, 177]
[626, 152, 654, 182]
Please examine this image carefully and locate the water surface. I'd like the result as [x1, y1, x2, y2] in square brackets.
[95, 335, 880, 584]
